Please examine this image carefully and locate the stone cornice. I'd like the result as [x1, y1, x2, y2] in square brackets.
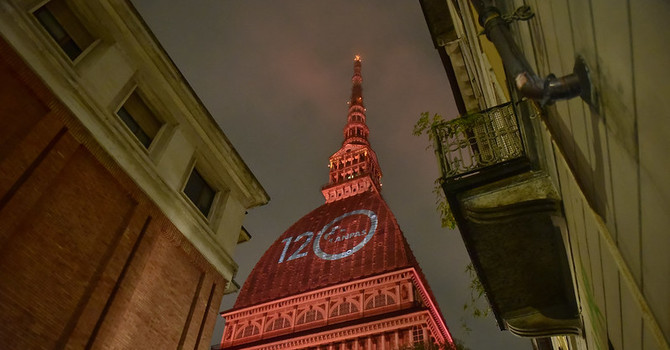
[408, 269, 452, 344]
[222, 267, 453, 348]
[241, 310, 431, 350]
[223, 268, 414, 321]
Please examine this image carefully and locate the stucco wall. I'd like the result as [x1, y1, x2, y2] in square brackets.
[507, 0, 670, 348]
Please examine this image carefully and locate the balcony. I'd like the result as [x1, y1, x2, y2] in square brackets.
[431, 101, 581, 337]
[431, 101, 530, 190]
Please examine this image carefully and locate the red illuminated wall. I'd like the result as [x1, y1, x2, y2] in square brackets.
[0, 36, 223, 349]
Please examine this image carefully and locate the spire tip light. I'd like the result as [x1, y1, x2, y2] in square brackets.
[354, 55, 361, 61]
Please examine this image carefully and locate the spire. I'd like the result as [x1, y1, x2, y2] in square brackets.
[321, 55, 382, 203]
[343, 55, 369, 146]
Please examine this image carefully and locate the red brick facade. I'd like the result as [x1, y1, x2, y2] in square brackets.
[0, 36, 225, 349]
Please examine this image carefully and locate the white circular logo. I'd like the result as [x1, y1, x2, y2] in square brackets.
[312, 209, 378, 261]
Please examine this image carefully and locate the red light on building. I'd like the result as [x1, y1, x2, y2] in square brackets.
[219, 58, 453, 350]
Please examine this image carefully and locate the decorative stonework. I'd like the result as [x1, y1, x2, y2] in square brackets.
[240, 311, 431, 350]
[222, 268, 451, 348]
[226, 269, 413, 321]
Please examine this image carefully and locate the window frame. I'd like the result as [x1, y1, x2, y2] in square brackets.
[114, 88, 165, 151]
[264, 316, 291, 332]
[329, 301, 359, 318]
[179, 154, 228, 231]
[412, 325, 425, 344]
[295, 308, 325, 325]
[183, 164, 218, 219]
[31, 0, 96, 62]
[235, 324, 260, 339]
[364, 292, 396, 310]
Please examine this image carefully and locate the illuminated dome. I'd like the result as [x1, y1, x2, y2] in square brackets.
[234, 191, 420, 309]
[219, 56, 453, 350]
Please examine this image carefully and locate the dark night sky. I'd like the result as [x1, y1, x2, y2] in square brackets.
[131, 1, 528, 349]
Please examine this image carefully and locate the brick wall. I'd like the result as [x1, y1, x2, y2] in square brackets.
[0, 36, 226, 349]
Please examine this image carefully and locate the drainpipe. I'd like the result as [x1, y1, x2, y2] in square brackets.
[470, 0, 593, 106]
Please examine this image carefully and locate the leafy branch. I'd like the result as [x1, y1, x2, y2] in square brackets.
[414, 112, 456, 230]
[414, 112, 491, 330]
[433, 179, 456, 229]
[463, 263, 490, 319]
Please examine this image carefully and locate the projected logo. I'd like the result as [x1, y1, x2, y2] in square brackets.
[277, 210, 378, 263]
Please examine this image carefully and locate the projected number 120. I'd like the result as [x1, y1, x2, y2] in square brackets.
[276, 209, 378, 263]
[278, 231, 314, 263]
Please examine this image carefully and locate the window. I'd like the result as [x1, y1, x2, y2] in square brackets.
[330, 301, 358, 317]
[365, 293, 395, 310]
[116, 91, 162, 148]
[296, 309, 324, 325]
[265, 317, 291, 332]
[33, 0, 93, 60]
[184, 167, 216, 217]
[235, 324, 259, 339]
[412, 325, 424, 343]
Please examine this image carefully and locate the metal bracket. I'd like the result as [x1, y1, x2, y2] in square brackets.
[573, 56, 598, 111]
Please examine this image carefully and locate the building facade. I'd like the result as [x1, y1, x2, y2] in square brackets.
[0, 0, 268, 348]
[218, 57, 453, 350]
[419, 0, 670, 349]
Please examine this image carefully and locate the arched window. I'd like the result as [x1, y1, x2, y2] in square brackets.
[296, 309, 325, 325]
[330, 301, 359, 317]
[365, 293, 395, 310]
[235, 324, 260, 339]
[265, 317, 291, 332]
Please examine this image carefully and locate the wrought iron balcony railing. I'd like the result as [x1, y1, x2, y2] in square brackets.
[431, 102, 527, 183]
